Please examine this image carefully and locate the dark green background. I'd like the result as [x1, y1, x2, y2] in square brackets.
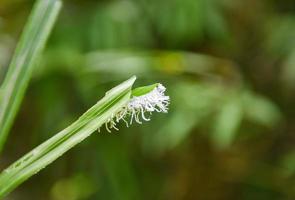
[0, 0, 295, 199]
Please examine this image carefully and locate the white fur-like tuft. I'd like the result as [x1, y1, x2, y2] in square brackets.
[100, 84, 170, 133]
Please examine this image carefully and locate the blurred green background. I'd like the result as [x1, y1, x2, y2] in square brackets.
[0, 0, 295, 199]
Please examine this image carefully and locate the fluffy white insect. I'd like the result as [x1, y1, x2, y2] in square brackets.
[101, 84, 170, 133]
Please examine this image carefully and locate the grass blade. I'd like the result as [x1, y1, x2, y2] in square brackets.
[0, 0, 62, 152]
[0, 76, 136, 198]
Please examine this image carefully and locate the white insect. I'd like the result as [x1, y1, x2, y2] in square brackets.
[101, 84, 170, 133]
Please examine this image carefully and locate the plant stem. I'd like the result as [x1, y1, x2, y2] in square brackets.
[0, 0, 62, 152]
[0, 76, 136, 198]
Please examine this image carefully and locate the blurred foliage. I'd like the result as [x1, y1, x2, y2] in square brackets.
[0, 0, 295, 199]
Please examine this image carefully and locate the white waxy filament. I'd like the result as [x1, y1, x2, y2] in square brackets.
[101, 84, 170, 133]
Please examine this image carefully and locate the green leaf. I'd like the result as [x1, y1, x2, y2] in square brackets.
[131, 83, 158, 97]
[0, 0, 62, 152]
[0, 76, 136, 198]
[212, 98, 243, 149]
[243, 92, 281, 127]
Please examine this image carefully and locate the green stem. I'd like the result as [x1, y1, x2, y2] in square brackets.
[0, 76, 136, 198]
[0, 0, 62, 152]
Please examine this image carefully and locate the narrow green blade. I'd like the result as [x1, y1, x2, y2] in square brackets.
[0, 76, 136, 198]
[131, 83, 159, 97]
[0, 0, 62, 152]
